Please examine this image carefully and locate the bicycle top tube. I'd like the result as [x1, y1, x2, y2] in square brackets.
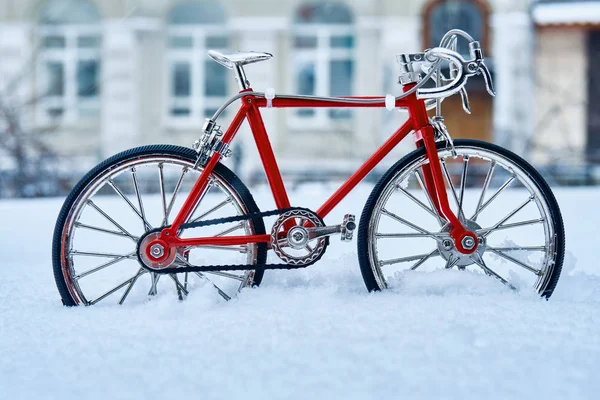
[210, 59, 440, 121]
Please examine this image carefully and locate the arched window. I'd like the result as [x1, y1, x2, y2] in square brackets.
[424, 0, 489, 56]
[38, 0, 101, 122]
[167, 1, 228, 121]
[293, 3, 355, 123]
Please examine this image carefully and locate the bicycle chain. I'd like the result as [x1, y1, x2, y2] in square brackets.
[140, 207, 328, 274]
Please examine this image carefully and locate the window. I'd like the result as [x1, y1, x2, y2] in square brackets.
[167, 1, 229, 122]
[37, 0, 101, 123]
[424, 0, 489, 56]
[293, 3, 355, 124]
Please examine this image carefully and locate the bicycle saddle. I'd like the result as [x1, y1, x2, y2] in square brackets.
[208, 50, 273, 69]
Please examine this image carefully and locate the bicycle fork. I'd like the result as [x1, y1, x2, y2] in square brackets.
[415, 124, 478, 254]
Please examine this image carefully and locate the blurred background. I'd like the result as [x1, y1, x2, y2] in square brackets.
[0, 0, 598, 198]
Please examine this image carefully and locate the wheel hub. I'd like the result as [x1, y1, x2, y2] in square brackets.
[137, 231, 182, 271]
[438, 220, 486, 268]
[287, 226, 309, 249]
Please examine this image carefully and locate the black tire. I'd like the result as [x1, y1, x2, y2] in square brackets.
[52, 145, 266, 306]
[357, 139, 565, 298]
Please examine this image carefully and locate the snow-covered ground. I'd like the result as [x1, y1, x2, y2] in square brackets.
[1, 184, 599, 399]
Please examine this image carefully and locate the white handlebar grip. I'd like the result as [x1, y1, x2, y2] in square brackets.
[265, 88, 275, 108]
[385, 94, 396, 110]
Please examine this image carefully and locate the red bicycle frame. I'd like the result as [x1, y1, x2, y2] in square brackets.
[151, 84, 477, 259]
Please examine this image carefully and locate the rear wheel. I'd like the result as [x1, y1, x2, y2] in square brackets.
[357, 140, 565, 298]
[52, 145, 266, 306]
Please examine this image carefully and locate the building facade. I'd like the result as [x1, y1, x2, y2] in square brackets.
[532, 0, 600, 169]
[0, 0, 536, 185]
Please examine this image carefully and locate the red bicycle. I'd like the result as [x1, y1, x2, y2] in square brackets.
[52, 30, 565, 305]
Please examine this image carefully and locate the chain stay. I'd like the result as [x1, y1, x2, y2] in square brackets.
[147, 207, 327, 274]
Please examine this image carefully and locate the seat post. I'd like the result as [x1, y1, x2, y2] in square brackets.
[234, 64, 251, 90]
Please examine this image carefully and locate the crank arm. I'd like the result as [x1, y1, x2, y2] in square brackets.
[307, 225, 342, 240]
[306, 214, 357, 242]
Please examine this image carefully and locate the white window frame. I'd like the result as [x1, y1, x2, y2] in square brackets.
[165, 25, 229, 128]
[291, 24, 354, 129]
[37, 24, 101, 125]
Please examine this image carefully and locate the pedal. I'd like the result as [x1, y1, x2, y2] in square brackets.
[340, 214, 356, 242]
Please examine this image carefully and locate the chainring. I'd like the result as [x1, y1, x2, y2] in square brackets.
[270, 209, 328, 266]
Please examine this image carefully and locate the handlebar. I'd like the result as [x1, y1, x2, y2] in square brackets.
[396, 29, 495, 114]
[416, 47, 468, 99]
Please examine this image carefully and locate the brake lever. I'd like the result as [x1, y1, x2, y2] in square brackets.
[459, 87, 471, 114]
[479, 62, 495, 96]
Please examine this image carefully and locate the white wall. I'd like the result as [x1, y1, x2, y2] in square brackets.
[0, 0, 541, 180]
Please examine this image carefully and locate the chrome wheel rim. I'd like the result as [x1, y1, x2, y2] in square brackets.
[368, 145, 556, 295]
[60, 155, 259, 305]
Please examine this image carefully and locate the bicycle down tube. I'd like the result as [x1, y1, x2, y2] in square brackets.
[157, 85, 472, 252]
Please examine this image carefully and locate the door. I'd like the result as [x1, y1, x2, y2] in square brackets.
[429, 78, 493, 142]
[587, 30, 600, 162]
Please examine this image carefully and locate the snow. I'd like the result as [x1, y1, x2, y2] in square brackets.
[1, 184, 600, 399]
[533, 1, 600, 25]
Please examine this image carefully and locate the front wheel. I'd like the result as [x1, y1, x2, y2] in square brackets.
[357, 140, 565, 298]
[52, 145, 267, 306]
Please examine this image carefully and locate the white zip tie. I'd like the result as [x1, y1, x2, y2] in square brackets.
[265, 88, 275, 108]
[385, 94, 396, 110]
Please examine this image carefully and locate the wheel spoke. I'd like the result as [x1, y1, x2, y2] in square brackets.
[440, 159, 462, 218]
[203, 270, 246, 282]
[471, 175, 515, 220]
[444, 254, 460, 269]
[193, 272, 231, 301]
[487, 247, 542, 275]
[70, 250, 137, 259]
[86, 200, 137, 242]
[473, 161, 495, 222]
[380, 208, 442, 242]
[396, 184, 445, 225]
[184, 179, 214, 226]
[148, 272, 160, 296]
[74, 222, 138, 240]
[74, 251, 137, 279]
[169, 274, 189, 297]
[175, 255, 246, 289]
[481, 196, 534, 238]
[89, 269, 145, 305]
[414, 170, 446, 225]
[131, 167, 152, 232]
[119, 267, 146, 305]
[409, 249, 440, 270]
[469, 253, 517, 290]
[458, 156, 469, 221]
[158, 163, 168, 226]
[380, 251, 441, 267]
[106, 179, 151, 232]
[476, 218, 544, 235]
[489, 245, 547, 252]
[164, 167, 188, 226]
[215, 222, 245, 237]
[189, 197, 233, 224]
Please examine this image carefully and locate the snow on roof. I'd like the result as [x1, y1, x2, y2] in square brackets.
[533, 1, 600, 25]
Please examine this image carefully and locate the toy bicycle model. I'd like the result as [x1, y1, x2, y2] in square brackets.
[52, 29, 564, 306]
